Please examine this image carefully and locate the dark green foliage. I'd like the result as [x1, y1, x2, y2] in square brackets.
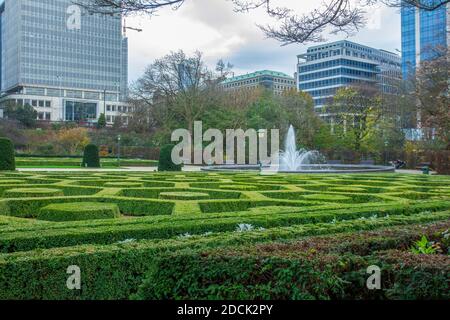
[82, 144, 100, 168]
[97, 113, 106, 129]
[0, 138, 16, 171]
[158, 144, 182, 172]
[38, 202, 120, 222]
[3, 103, 37, 128]
[4, 188, 63, 198]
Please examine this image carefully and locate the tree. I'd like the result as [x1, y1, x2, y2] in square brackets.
[80, 0, 449, 45]
[82, 144, 101, 168]
[3, 102, 37, 128]
[413, 47, 450, 150]
[0, 138, 15, 171]
[326, 85, 383, 153]
[131, 51, 229, 136]
[97, 113, 107, 129]
[55, 128, 90, 155]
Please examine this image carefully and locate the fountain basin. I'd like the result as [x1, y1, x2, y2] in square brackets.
[201, 164, 395, 174]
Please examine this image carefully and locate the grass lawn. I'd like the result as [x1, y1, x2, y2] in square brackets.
[0, 171, 448, 300]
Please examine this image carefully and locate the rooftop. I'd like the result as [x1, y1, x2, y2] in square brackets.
[221, 70, 294, 84]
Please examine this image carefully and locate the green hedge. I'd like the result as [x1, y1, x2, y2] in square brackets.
[3, 188, 64, 198]
[82, 144, 100, 168]
[158, 144, 182, 172]
[0, 138, 15, 171]
[0, 217, 448, 300]
[38, 202, 120, 222]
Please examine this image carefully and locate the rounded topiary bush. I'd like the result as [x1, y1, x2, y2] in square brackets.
[158, 144, 182, 172]
[4, 188, 64, 198]
[0, 138, 16, 171]
[82, 144, 100, 168]
[37, 202, 120, 222]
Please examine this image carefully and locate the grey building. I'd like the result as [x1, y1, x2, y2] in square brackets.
[0, 0, 129, 124]
[297, 40, 402, 110]
[220, 70, 296, 95]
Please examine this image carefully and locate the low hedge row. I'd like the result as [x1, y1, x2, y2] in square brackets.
[0, 215, 448, 300]
[38, 202, 120, 222]
[135, 248, 449, 300]
[0, 201, 448, 253]
[0, 196, 174, 219]
[15, 158, 158, 168]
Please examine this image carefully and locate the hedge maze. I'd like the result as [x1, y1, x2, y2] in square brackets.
[0, 171, 449, 299]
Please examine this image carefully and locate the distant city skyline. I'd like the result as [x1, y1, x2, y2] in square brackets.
[126, 0, 402, 82]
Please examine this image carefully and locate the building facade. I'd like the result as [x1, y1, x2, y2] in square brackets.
[0, 0, 129, 125]
[297, 40, 401, 109]
[401, 2, 449, 79]
[220, 70, 296, 95]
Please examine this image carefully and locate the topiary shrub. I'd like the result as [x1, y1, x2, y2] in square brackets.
[0, 138, 16, 171]
[37, 202, 120, 222]
[158, 144, 182, 172]
[82, 144, 100, 168]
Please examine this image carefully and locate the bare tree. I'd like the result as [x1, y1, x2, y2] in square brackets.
[78, 0, 450, 44]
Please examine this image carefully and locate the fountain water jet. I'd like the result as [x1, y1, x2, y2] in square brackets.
[279, 125, 325, 171]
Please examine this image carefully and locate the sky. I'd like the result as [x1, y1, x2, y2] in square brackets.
[126, 0, 402, 82]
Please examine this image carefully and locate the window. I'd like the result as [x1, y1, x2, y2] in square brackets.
[45, 101, 51, 108]
[106, 105, 111, 112]
[39, 100, 44, 107]
[32, 100, 38, 107]
[45, 113, 51, 121]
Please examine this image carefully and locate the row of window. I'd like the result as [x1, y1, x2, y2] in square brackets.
[106, 105, 132, 113]
[8, 98, 52, 108]
[223, 77, 295, 88]
[106, 115, 129, 125]
[37, 112, 51, 121]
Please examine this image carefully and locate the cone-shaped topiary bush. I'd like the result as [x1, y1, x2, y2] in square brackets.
[0, 137, 16, 171]
[82, 144, 100, 168]
[158, 144, 182, 172]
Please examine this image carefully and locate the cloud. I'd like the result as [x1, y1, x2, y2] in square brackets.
[126, 0, 401, 81]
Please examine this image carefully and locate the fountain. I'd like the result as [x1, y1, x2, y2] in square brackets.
[279, 125, 326, 171]
[201, 125, 395, 174]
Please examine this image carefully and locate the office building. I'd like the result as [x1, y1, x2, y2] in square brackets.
[401, 2, 449, 79]
[0, 0, 129, 125]
[297, 40, 401, 109]
[220, 70, 296, 95]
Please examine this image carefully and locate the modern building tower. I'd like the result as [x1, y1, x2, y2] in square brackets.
[401, 2, 449, 79]
[297, 40, 402, 109]
[0, 0, 129, 125]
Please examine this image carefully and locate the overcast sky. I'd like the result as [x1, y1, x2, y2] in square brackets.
[126, 0, 402, 82]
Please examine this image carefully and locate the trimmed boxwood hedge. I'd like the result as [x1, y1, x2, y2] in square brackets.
[0, 171, 449, 299]
[0, 138, 15, 171]
[3, 188, 64, 198]
[158, 144, 182, 172]
[82, 144, 100, 168]
[38, 202, 120, 222]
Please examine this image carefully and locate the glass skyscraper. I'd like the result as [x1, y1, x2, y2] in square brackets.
[297, 40, 402, 110]
[0, 0, 129, 124]
[401, 2, 449, 79]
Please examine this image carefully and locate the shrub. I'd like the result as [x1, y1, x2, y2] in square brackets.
[0, 138, 16, 171]
[158, 144, 182, 172]
[38, 202, 120, 222]
[97, 113, 106, 129]
[82, 144, 100, 168]
[4, 188, 64, 198]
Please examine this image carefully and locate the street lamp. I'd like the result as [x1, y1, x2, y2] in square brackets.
[117, 134, 122, 167]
